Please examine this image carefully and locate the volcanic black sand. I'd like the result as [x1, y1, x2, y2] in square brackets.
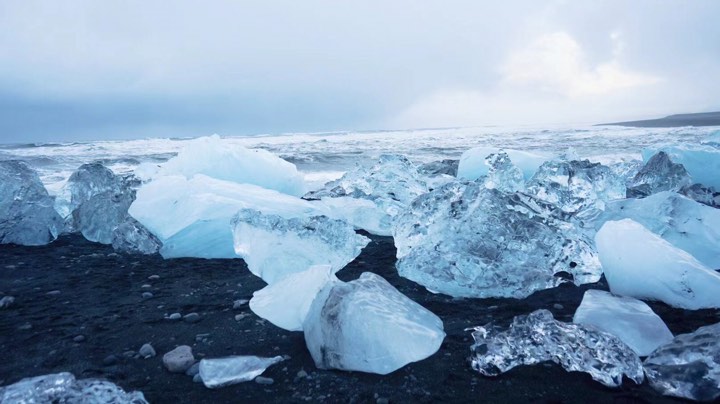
[1, 234, 718, 403]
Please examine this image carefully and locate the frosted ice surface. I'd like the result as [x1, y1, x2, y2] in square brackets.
[394, 182, 600, 298]
[0, 160, 62, 245]
[644, 322, 720, 401]
[470, 309, 644, 388]
[232, 209, 369, 284]
[643, 145, 720, 189]
[598, 192, 720, 269]
[482, 152, 525, 193]
[573, 290, 673, 356]
[111, 217, 162, 255]
[457, 147, 549, 180]
[158, 134, 306, 196]
[626, 151, 691, 198]
[199, 355, 285, 388]
[250, 265, 335, 331]
[595, 219, 720, 309]
[0, 372, 147, 403]
[304, 272, 445, 375]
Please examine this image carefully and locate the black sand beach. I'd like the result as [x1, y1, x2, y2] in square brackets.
[1, 234, 717, 403]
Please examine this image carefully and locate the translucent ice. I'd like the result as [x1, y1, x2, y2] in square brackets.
[644, 322, 720, 401]
[198, 355, 285, 388]
[595, 219, 720, 309]
[680, 183, 720, 209]
[316, 196, 393, 236]
[470, 309, 644, 388]
[483, 152, 525, 193]
[111, 217, 162, 255]
[73, 189, 135, 244]
[158, 134, 306, 196]
[65, 162, 124, 216]
[643, 145, 720, 189]
[0, 160, 63, 245]
[304, 272, 445, 375]
[250, 265, 335, 331]
[457, 147, 549, 180]
[232, 209, 369, 284]
[573, 290, 673, 356]
[394, 182, 601, 298]
[418, 159, 459, 177]
[0, 372, 147, 403]
[626, 151, 691, 198]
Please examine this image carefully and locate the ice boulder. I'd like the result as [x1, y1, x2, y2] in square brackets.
[0, 160, 63, 245]
[483, 152, 525, 193]
[573, 290, 673, 356]
[643, 145, 720, 189]
[470, 309, 644, 388]
[232, 209, 369, 284]
[0, 372, 147, 403]
[595, 219, 720, 309]
[599, 192, 720, 269]
[457, 147, 549, 180]
[158, 135, 306, 196]
[199, 355, 285, 388]
[73, 189, 135, 244]
[111, 217, 162, 255]
[64, 162, 124, 217]
[304, 272, 445, 375]
[644, 322, 720, 401]
[394, 182, 601, 298]
[626, 151, 691, 198]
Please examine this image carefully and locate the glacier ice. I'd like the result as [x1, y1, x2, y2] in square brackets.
[680, 183, 720, 209]
[249, 265, 334, 331]
[418, 159, 459, 177]
[158, 134, 306, 196]
[393, 182, 601, 298]
[232, 209, 369, 284]
[482, 152, 525, 193]
[572, 290, 673, 356]
[315, 196, 393, 236]
[470, 309, 644, 388]
[595, 219, 720, 309]
[65, 162, 125, 217]
[198, 355, 285, 388]
[643, 145, 720, 189]
[0, 160, 63, 245]
[598, 192, 720, 269]
[457, 147, 549, 180]
[0, 372, 147, 403]
[304, 272, 445, 375]
[643, 322, 720, 401]
[111, 217, 162, 255]
[626, 151, 691, 198]
[73, 189, 135, 244]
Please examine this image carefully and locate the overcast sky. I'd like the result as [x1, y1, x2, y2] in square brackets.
[1, 0, 719, 142]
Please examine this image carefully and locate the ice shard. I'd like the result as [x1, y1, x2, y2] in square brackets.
[198, 355, 285, 388]
[111, 217, 162, 255]
[643, 145, 720, 189]
[680, 183, 720, 209]
[470, 309, 644, 388]
[0, 372, 147, 403]
[626, 151, 691, 198]
[483, 152, 525, 193]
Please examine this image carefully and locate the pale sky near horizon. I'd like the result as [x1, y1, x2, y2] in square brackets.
[1, 0, 719, 142]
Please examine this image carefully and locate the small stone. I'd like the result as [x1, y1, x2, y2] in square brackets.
[195, 333, 210, 342]
[185, 362, 200, 377]
[0, 296, 15, 309]
[183, 313, 201, 323]
[122, 350, 136, 358]
[163, 345, 195, 373]
[46, 290, 61, 296]
[142, 292, 153, 299]
[234, 313, 249, 321]
[377, 398, 389, 404]
[141, 284, 152, 288]
[233, 299, 249, 309]
[73, 335, 86, 343]
[553, 303, 564, 310]
[168, 312, 182, 320]
[148, 275, 160, 280]
[296, 370, 308, 379]
[139, 343, 156, 358]
[255, 376, 274, 385]
[103, 355, 119, 366]
[193, 373, 202, 383]
[18, 323, 32, 330]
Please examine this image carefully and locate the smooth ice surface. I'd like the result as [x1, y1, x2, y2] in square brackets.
[483, 152, 525, 192]
[304, 272, 445, 375]
[573, 290, 673, 356]
[626, 151, 691, 198]
[394, 182, 600, 298]
[643, 145, 720, 189]
[644, 322, 720, 401]
[0, 372, 147, 403]
[199, 356, 285, 388]
[0, 160, 62, 245]
[63, 162, 124, 218]
[73, 190, 135, 244]
[598, 192, 720, 269]
[158, 135, 305, 196]
[457, 147, 549, 180]
[111, 217, 162, 255]
[470, 309, 644, 388]
[232, 209, 369, 284]
[315, 196, 392, 236]
[250, 265, 335, 331]
[595, 219, 720, 309]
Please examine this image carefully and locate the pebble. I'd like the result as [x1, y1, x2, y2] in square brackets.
[193, 373, 203, 383]
[18, 323, 32, 330]
[73, 335, 86, 343]
[183, 313, 201, 323]
[296, 370, 308, 379]
[195, 333, 210, 342]
[103, 355, 119, 366]
[46, 290, 61, 296]
[141, 284, 152, 288]
[148, 275, 160, 280]
[234, 313, 249, 321]
[553, 303, 564, 310]
[377, 398, 389, 404]
[0, 296, 15, 309]
[123, 350, 136, 358]
[168, 313, 182, 320]
[185, 362, 200, 377]
[141, 292, 153, 299]
[163, 345, 195, 373]
[139, 343, 156, 359]
[233, 299, 249, 309]
[255, 376, 274, 385]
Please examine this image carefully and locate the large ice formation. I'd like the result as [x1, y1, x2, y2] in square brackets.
[64, 162, 124, 217]
[457, 147, 549, 180]
[73, 189, 135, 244]
[643, 145, 720, 189]
[626, 151, 691, 198]
[595, 219, 720, 309]
[572, 290, 673, 356]
[470, 309, 644, 388]
[644, 322, 720, 401]
[483, 152, 525, 193]
[0, 372, 147, 403]
[394, 182, 600, 298]
[304, 272, 445, 375]
[0, 160, 63, 245]
[198, 355, 285, 388]
[232, 210, 369, 284]
[158, 135, 306, 196]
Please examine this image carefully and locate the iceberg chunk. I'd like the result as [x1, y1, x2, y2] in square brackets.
[65, 162, 124, 216]
[199, 355, 285, 388]
[643, 145, 720, 189]
[73, 189, 135, 244]
[418, 159, 459, 177]
[0, 372, 147, 403]
[470, 309, 644, 388]
[457, 147, 549, 180]
[0, 160, 63, 245]
[626, 151, 691, 198]
[680, 183, 720, 209]
[316, 196, 393, 236]
[483, 152, 525, 193]
[394, 182, 600, 298]
[644, 322, 720, 401]
[572, 290, 673, 356]
[595, 219, 720, 309]
[304, 272, 445, 375]
[111, 217, 162, 255]
[232, 209, 369, 284]
[159, 135, 306, 196]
